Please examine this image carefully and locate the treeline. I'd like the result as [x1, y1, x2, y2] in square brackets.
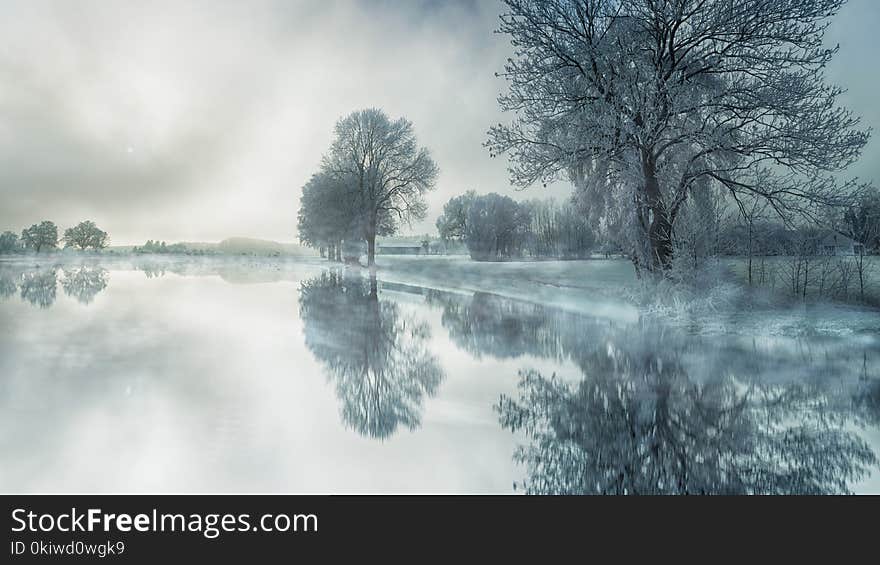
[436, 191, 595, 261]
[0, 220, 108, 254]
[131, 240, 214, 256]
[297, 108, 438, 267]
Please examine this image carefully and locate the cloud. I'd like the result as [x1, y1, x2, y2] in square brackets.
[0, 0, 877, 244]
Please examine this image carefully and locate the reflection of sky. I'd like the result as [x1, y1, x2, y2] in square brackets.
[0, 267, 527, 492]
[0, 262, 877, 493]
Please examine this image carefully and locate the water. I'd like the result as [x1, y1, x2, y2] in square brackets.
[1, 259, 878, 493]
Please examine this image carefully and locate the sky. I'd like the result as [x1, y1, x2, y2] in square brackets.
[0, 0, 878, 245]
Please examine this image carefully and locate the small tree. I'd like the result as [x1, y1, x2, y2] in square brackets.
[0, 231, 20, 254]
[21, 221, 58, 253]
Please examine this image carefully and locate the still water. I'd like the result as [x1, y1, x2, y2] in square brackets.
[1, 259, 878, 493]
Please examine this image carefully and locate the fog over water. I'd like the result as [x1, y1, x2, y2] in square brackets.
[1, 259, 877, 493]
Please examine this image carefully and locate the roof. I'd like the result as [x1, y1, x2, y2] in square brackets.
[378, 242, 423, 248]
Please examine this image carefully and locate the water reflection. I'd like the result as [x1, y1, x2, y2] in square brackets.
[1, 260, 877, 492]
[299, 270, 444, 439]
[61, 266, 109, 304]
[19, 269, 58, 308]
[0, 271, 16, 299]
[0, 265, 109, 307]
[423, 290, 880, 494]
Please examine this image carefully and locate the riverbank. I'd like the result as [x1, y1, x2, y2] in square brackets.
[374, 255, 640, 323]
[4, 252, 879, 335]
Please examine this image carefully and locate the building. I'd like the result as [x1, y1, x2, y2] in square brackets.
[819, 232, 865, 256]
[377, 242, 424, 255]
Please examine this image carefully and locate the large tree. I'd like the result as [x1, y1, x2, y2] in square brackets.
[62, 220, 109, 251]
[323, 108, 439, 267]
[20, 221, 58, 253]
[487, 0, 869, 274]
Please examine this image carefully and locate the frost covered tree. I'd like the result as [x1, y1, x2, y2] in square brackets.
[323, 108, 439, 267]
[465, 193, 531, 260]
[844, 188, 880, 252]
[487, 0, 870, 274]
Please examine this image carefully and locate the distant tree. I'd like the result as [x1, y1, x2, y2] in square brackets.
[62, 220, 109, 251]
[0, 231, 20, 254]
[465, 193, 530, 261]
[522, 198, 595, 259]
[297, 172, 370, 262]
[436, 190, 477, 243]
[844, 188, 880, 252]
[20, 221, 58, 253]
[323, 108, 439, 267]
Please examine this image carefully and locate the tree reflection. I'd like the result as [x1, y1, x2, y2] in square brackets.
[299, 270, 444, 439]
[495, 327, 879, 495]
[19, 269, 57, 308]
[61, 266, 108, 304]
[420, 286, 879, 494]
[425, 289, 600, 362]
[0, 271, 17, 300]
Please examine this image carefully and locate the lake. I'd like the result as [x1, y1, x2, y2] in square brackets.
[1, 258, 879, 493]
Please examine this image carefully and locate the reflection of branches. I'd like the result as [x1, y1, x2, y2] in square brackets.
[425, 290, 598, 362]
[137, 264, 167, 278]
[419, 286, 880, 493]
[61, 266, 108, 304]
[0, 271, 16, 299]
[497, 333, 878, 494]
[19, 269, 57, 308]
[299, 271, 444, 439]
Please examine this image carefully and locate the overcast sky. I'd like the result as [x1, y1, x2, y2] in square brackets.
[1, 0, 878, 245]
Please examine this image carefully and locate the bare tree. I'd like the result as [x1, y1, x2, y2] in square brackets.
[487, 0, 870, 275]
[323, 109, 439, 267]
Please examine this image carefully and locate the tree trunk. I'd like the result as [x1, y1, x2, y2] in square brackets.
[369, 272, 378, 299]
[366, 210, 378, 268]
[336, 243, 342, 262]
[747, 221, 753, 286]
[366, 234, 376, 268]
[641, 151, 674, 272]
